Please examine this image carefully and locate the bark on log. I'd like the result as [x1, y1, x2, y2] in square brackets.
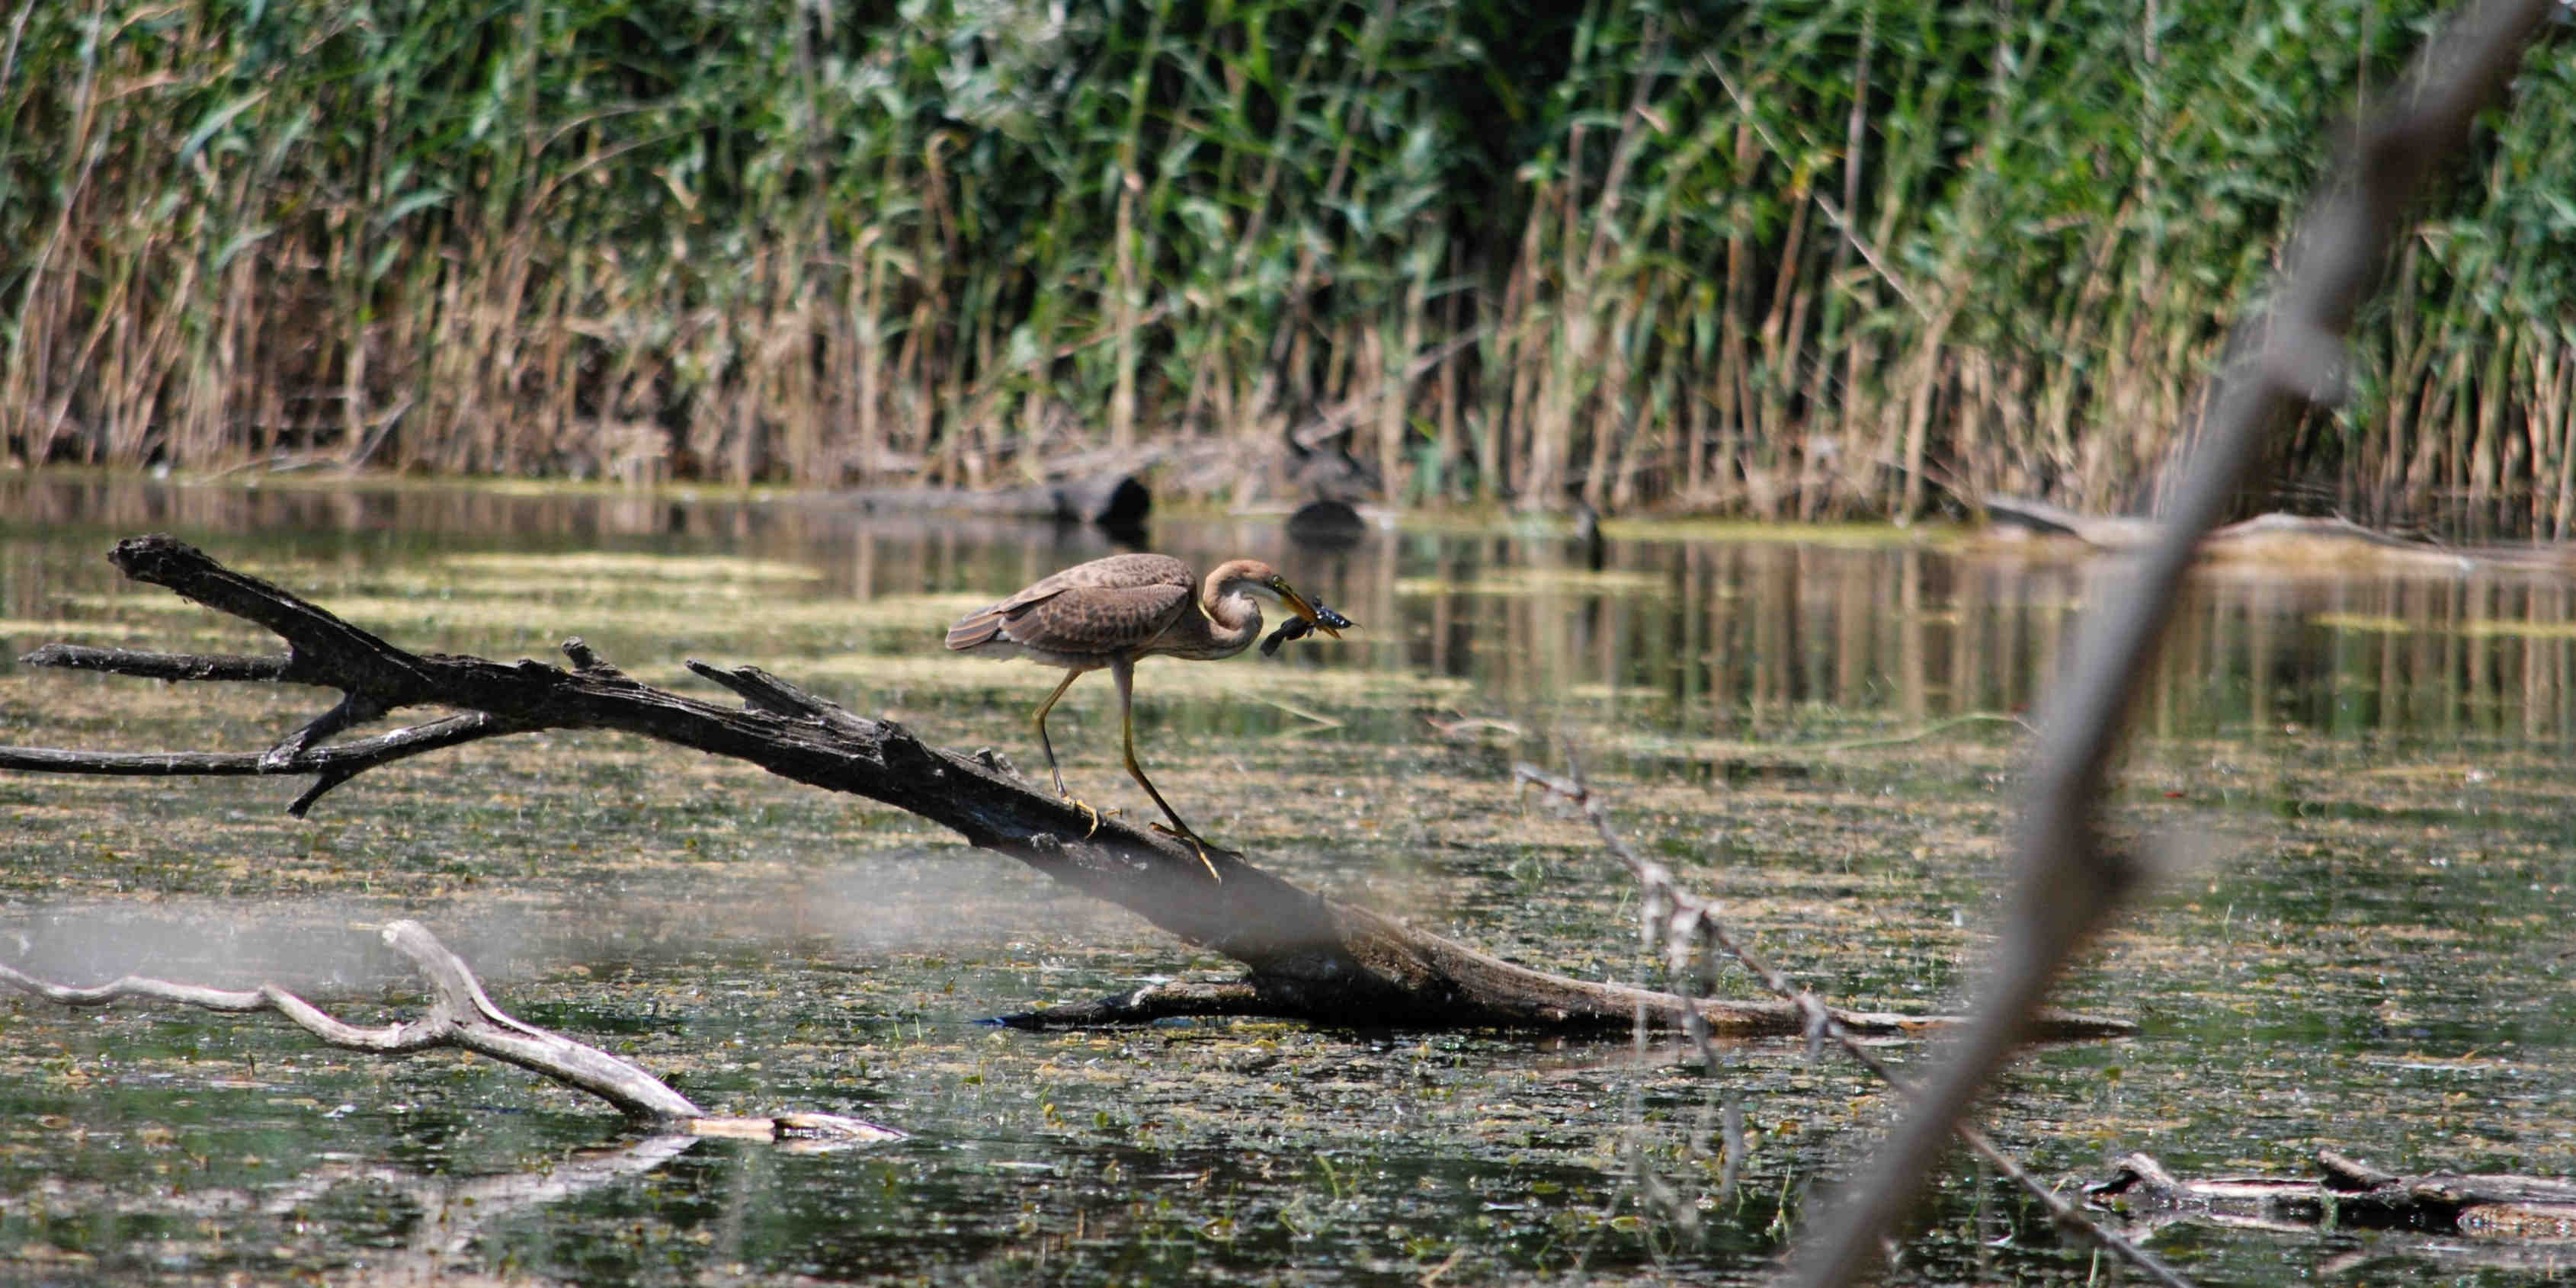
[2087, 1151, 2576, 1240]
[4, 534, 2135, 1038]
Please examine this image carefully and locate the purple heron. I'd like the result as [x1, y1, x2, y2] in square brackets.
[945, 553, 1345, 861]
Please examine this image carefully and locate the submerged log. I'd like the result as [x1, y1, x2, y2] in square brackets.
[1976, 494, 2547, 575]
[1, 535, 2135, 1038]
[2086, 1151, 2576, 1239]
[834, 472, 1149, 529]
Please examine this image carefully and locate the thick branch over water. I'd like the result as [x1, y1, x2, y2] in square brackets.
[5, 534, 2132, 1039]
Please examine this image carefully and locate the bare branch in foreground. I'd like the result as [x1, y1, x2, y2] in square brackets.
[1517, 764, 2194, 1288]
[3, 535, 2135, 1040]
[0, 919, 900, 1147]
[1791, 2, 2562, 1283]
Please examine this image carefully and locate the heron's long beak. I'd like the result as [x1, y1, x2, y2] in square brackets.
[1278, 585, 1344, 639]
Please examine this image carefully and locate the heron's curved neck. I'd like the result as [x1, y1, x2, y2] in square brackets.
[1196, 576, 1264, 656]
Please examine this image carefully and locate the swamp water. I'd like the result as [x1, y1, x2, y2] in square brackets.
[3, 476, 2576, 1286]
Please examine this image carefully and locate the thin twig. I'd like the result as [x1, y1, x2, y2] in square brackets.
[1516, 764, 2195, 1288]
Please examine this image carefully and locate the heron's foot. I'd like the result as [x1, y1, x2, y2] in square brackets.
[1149, 822, 1237, 883]
[1058, 796, 1119, 838]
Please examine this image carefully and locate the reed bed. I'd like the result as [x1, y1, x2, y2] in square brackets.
[1, 0, 2565, 525]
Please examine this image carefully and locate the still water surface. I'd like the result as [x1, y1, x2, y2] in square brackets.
[4, 476, 2576, 1285]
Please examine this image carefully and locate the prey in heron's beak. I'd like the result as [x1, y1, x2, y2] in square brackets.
[1277, 584, 1346, 639]
[1260, 582, 1355, 657]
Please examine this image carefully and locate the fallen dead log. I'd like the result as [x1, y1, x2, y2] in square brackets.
[1, 534, 2135, 1038]
[0, 918, 899, 1146]
[1975, 495, 2570, 576]
[2086, 1151, 2576, 1239]
[1982, 495, 2425, 549]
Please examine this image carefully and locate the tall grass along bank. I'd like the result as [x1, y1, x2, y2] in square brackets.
[2, 0, 2566, 527]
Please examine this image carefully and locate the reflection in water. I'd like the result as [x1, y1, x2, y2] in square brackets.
[11, 476, 2576, 752]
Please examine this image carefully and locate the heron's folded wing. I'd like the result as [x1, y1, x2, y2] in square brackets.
[1000, 581, 1191, 655]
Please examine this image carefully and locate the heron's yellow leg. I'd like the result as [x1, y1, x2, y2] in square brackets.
[1029, 668, 1083, 797]
[1032, 668, 1115, 835]
[1113, 659, 1225, 882]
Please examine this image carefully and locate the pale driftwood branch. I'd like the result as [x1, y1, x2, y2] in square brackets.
[4, 535, 2134, 1040]
[0, 918, 900, 1146]
[1516, 763, 2193, 1288]
[1793, 2, 2562, 1283]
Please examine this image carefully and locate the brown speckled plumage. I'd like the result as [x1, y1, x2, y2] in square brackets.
[944, 553, 1278, 666]
[945, 553, 1343, 866]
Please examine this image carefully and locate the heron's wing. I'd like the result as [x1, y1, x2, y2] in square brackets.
[947, 555, 1195, 654]
[990, 581, 1193, 656]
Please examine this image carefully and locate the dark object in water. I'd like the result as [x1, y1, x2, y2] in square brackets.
[1262, 602, 1354, 656]
[835, 472, 1150, 530]
[1286, 498, 1368, 549]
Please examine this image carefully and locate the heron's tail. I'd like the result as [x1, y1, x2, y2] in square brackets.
[944, 608, 1004, 651]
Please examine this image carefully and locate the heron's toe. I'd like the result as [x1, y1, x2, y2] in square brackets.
[1059, 795, 1119, 838]
[1149, 822, 1237, 881]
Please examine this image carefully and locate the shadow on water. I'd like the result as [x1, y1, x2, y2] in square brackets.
[8, 475, 2576, 1283]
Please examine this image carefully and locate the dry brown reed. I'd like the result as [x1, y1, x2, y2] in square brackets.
[2, 1, 2567, 527]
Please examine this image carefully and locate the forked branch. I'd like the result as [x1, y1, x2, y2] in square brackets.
[0, 919, 899, 1145]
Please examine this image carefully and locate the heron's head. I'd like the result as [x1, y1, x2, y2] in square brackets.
[1210, 559, 1349, 639]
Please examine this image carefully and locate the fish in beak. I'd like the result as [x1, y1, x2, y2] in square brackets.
[1260, 582, 1355, 657]
[1277, 584, 1346, 639]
